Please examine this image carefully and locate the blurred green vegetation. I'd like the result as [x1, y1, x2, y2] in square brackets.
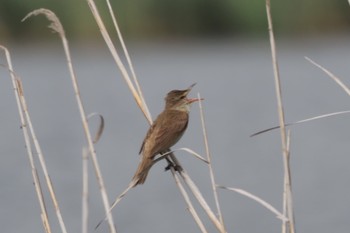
[1, 0, 350, 42]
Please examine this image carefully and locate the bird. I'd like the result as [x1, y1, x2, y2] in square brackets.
[132, 83, 201, 186]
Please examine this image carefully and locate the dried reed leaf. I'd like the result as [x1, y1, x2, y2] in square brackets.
[251, 110, 350, 137]
[218, 186, 289, 222]
[87, 113, 105, 144]
[154, 148, 209, 164]
[174, 148, 209, 164]
[306, 56, 350, 96]
[95, 181, 135, 230]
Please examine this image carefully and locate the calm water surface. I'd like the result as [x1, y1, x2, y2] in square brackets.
[1, 36, 350, 233]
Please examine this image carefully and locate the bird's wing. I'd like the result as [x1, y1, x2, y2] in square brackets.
[150, 110, 189, 156]
[139, 121, 157, 154]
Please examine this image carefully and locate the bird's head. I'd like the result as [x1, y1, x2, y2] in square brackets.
[165, 83, 202, 111]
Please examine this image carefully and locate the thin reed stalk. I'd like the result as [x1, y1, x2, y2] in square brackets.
[1, 46, 54, 233]
[104, 0, 152, 121]
[198, 94, 226, 230]
[178, 169, 226, 233]
[87, 0, 151, 123]
[169, 167, 209, 233]
[265, 1, 295, 233]
[23, 9, 116, 233]
[82, 148, 89, 233]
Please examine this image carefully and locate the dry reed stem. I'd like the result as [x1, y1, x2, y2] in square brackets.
[104, 0, 152, 120]
[170, 167, 209, 233]
[87, 1, 224, 232]
[34, 168, 51, 233]
[82, 148, 89, 233]
[178, 170, 226, 233]
[23, 8, 116, 233]
[17, 77, 68, 233]
[87, 0, 151, 123]
[283, 130, 295, 233]
[0, 46, 53, 233]
[265, 1, 295, 233]
[198, 93, 226, 230]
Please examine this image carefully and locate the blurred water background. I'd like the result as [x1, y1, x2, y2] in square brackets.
[1, 1, 350, 233]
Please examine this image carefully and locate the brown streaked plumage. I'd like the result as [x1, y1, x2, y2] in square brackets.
[132, 83, 201, 186]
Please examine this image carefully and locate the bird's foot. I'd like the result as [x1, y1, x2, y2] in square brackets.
[165, 163, 183, 172]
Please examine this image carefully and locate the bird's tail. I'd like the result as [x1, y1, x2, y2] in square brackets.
[132, 157, 153, 186]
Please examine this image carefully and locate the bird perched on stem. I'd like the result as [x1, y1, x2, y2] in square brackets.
[132, 83, 202, 186]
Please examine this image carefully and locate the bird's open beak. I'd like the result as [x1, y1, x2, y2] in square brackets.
[187, 97, 203, 104]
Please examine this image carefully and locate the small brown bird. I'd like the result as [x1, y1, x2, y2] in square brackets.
[132, 83, 201, 186]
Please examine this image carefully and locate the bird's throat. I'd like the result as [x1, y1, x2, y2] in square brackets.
[172, 103, 190, 113]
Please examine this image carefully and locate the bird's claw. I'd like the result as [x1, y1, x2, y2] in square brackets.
[165, 163, 183, 172]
